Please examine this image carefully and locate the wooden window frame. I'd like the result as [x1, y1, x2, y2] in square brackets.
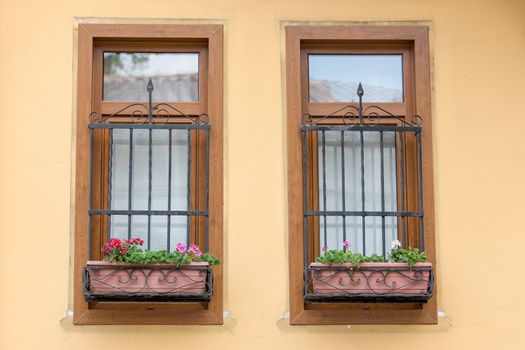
[286, 25, 437, 325]
[73, 24, 223, 325]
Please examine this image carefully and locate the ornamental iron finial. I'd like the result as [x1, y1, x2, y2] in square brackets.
[357, 82, 364, 98]
[357, 82, 364, 123]
[147, 79, 154, 124]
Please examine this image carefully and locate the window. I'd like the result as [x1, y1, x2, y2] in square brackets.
[286, 26, 436, 324]
[74, 24, 223, 325]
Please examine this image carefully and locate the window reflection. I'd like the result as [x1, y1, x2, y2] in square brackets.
[103, 52, 199, 102]
[309, 54, 403, 103]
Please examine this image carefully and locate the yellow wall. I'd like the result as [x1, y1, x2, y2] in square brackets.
[1, 0, 524, 349]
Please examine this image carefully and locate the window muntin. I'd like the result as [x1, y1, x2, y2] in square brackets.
[308, 54, 403, 103]
[103, 52, 199, 102]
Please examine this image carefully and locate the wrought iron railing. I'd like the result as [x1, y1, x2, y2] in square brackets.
[302, 83, 429, 302]
[304, 263, 433, 303]
[83, 263, 213, 302]
[85, 79, 213, 302]
[87, 79, 210, 258]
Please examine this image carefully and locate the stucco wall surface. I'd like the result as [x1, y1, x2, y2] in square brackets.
[1, 0, 524, 349]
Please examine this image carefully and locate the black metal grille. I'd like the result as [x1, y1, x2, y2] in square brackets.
[301, 83, 425, 267]
[87, 79, 210, 259]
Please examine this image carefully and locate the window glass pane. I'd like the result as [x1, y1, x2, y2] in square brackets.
[171, 130, 189, 211]
[322, 216, 343, 251]
[149, 216, 168, 251]
[103, 52, 199, 102]
[309, 54, 403, 102]
[110, 129, 130, 210]
[169, 216, 188, 251]
[110, 215, 129, 241]
[318, 130, 397, 254]
[131, 215, 148, 243]
[319, 131, 344, 212]
[151, 130, 170, 211]
[131, 129, 149, 210]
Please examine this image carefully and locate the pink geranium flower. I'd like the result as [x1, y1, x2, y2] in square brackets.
[176, 243, 187, 253]
[189, 243, 203, 257]
[343, 241, 352, 248]
[124, 237, 144, 246]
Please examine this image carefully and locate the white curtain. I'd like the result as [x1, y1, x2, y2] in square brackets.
[319, 130, 397, 255]
[110, 129, 189, 250]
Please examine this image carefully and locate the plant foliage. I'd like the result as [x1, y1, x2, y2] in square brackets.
[315, 240, 426, 268]
[101, 238, 220, 266]
[388, 247, 427, 267]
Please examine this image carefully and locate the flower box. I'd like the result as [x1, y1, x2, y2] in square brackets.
[307, 262, 433, 302]
[83, 261, 212, 302]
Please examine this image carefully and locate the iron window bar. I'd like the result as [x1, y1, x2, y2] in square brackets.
[302, 83, 429, 303]
[85, 79, 212, 302]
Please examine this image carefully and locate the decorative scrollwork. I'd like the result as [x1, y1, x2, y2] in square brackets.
[304, 263, 433, 303]
[83, 263, 213, 302]
[301, 82, 423, 128]
[88, 79, 210, 127]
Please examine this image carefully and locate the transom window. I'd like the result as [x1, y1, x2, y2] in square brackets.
[103, 52, 200, 102]
[308, 54, 404, 102]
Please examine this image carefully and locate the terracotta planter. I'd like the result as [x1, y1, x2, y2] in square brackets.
[83, 261, 210, 301]
[309, 262, 432, 297]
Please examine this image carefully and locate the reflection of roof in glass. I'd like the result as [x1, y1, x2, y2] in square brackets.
[310, 80, 402, 103]
[104, 74, 198, 102]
